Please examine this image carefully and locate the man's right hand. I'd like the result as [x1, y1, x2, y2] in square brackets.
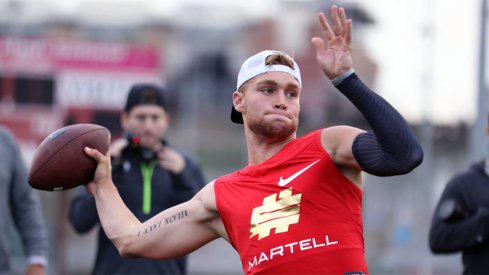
[84, 147, 113, 195]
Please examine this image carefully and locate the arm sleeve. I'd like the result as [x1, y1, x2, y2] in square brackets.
[170, 155, 206, 203]
[429, 178, 489, 253]
[335, 73, 423, 176]
[68, 187, 99, 233]
[9, 138, 48, 266]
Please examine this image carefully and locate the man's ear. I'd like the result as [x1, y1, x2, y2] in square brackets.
[233, 91, 244, 112]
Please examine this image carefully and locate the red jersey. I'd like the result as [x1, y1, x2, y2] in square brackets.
[214, 130, 367, 274]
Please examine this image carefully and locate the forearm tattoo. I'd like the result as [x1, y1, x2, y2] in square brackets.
[137, 210, 188, 237]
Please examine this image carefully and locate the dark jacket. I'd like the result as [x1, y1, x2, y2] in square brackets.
[429, 161, 489, 274]
[69, 144, 206, 275]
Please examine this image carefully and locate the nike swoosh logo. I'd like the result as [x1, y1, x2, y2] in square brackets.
[278, 159, 321, 187]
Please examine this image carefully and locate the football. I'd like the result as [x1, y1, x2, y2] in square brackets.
[28, 123, 111, 191]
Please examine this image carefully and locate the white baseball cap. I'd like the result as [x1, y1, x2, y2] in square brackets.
[232, 50, 302, 124]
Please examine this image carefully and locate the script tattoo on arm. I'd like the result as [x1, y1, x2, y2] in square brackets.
[137, 210, 188, 237]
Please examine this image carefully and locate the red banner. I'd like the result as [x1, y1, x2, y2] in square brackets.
[0, 37, 160, 74]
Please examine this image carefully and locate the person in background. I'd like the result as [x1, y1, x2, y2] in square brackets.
[429, 115, 489, 274]
[0, 126, 48, 275]
[69, 84, 206, 275]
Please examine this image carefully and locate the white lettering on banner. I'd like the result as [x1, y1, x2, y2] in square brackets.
[2, 37, 127, 63]
[247, 234, 339, 271]
[4, 38, 48, 59]
[56, 72, 161, 109]
[54, 42, 127, 63]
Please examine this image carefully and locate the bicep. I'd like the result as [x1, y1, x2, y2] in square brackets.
[120, 183, 221, 259]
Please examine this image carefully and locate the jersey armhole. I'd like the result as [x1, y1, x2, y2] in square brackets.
[314, 129, 363, 195]
[213, 179, 239, 250]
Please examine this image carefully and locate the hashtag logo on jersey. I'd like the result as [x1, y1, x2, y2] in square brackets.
[250, 188, 302, 240]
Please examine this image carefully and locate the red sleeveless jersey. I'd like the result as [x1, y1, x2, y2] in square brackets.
[214, 130, 367, 274]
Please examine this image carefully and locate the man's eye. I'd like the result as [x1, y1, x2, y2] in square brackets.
[287, 91, 298, 98]
[261, 88, 273, 94]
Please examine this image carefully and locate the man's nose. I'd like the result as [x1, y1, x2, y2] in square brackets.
[142, 117, 155, 128]
[274, 92, 287, 109]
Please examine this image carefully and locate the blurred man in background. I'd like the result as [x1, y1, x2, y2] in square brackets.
[69, 84, 206, 275]
[0, 126, 48, 275]
[429, 116, 489, 274]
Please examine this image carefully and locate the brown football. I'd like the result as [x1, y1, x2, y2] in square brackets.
[28, 123, 111, 191]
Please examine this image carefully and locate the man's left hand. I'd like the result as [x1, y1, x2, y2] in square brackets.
[311, 5, 353, 80]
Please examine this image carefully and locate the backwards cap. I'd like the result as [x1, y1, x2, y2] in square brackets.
[231, 50, 302, 124]
[124, 84, 167, 112]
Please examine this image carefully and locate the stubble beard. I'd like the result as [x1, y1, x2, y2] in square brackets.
[247, 116, 298, 141]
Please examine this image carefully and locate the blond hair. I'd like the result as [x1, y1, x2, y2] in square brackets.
[238, 51, 295, 93]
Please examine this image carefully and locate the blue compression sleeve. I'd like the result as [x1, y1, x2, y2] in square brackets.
[335, 73, 423, 176]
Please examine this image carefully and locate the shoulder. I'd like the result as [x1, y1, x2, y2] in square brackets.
[450, 163, 484, 182]
[195, 180, 218, 212]
[445, 163, 484, 192]
[320, 126, 365, 153]
[193, 181, 223, 229]
[193, 180, 229, 239]
[321, 125, 364, 138]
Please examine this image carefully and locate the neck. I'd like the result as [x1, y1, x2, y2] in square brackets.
[244, 126, 296, 165]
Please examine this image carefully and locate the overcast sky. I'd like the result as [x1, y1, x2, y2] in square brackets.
[361, 0, 486, 124]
